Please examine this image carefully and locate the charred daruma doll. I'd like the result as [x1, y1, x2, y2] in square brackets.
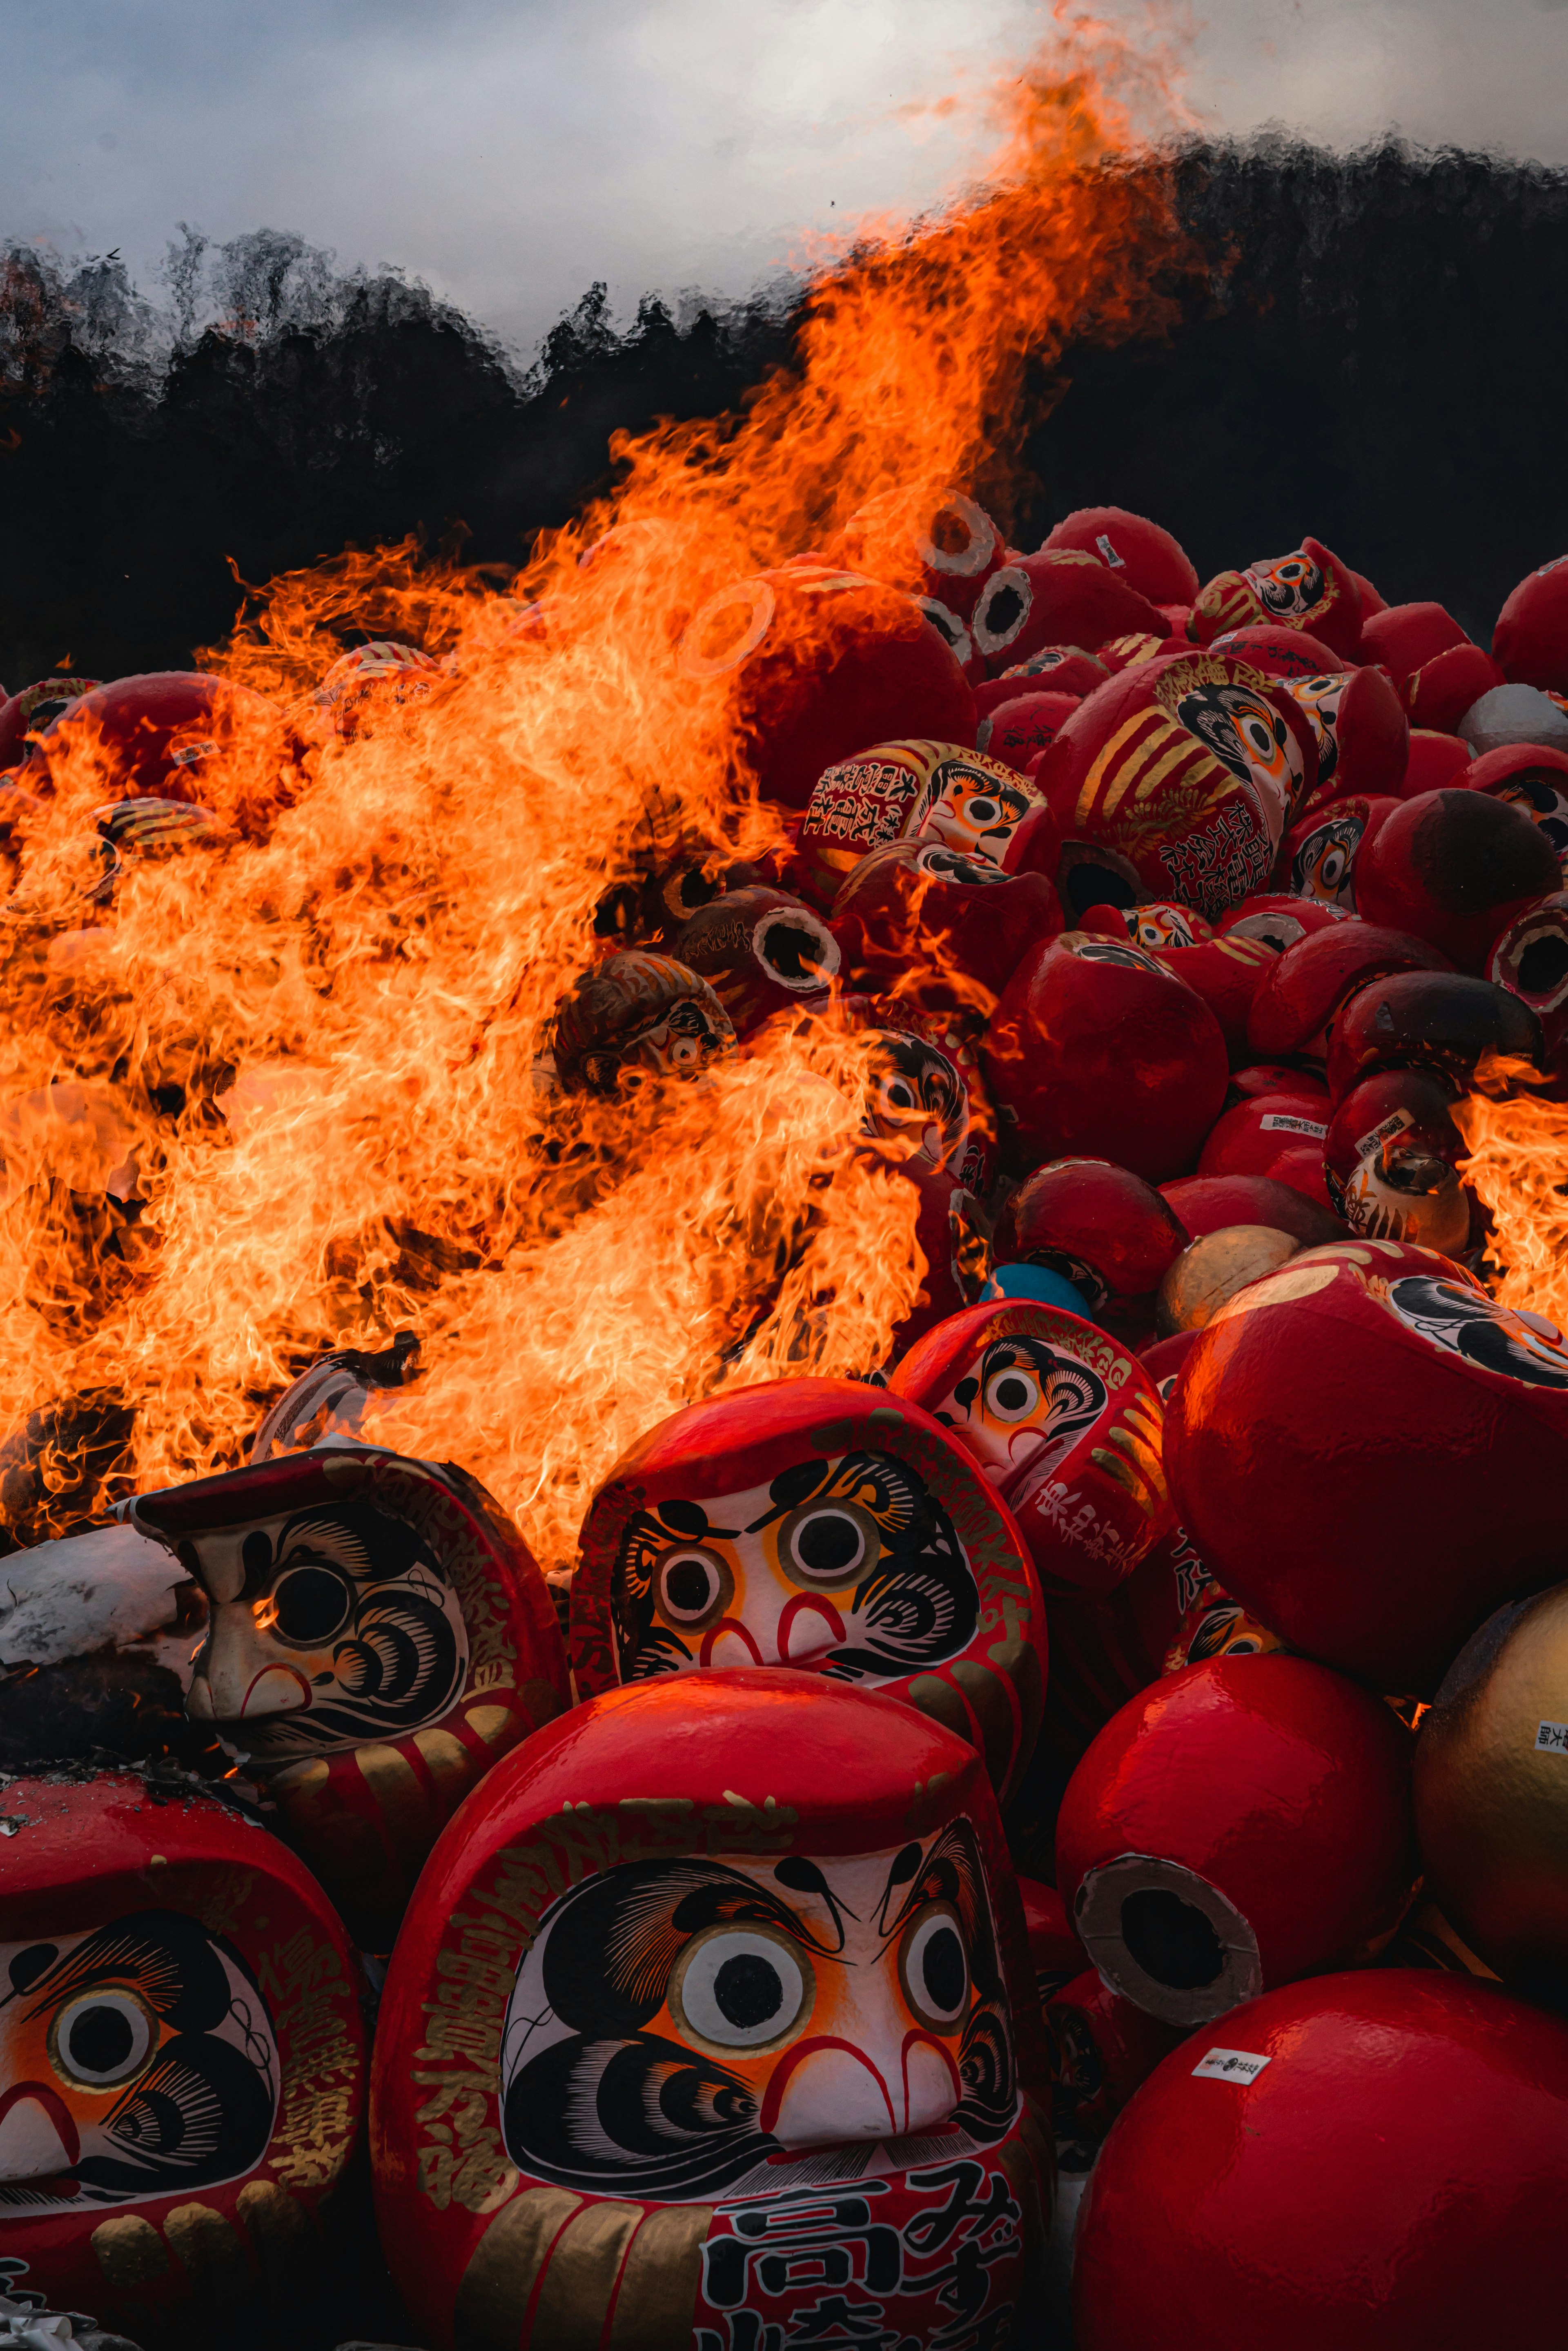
[371, 1673, 1052, 2351]
[570, 1379, 1046, 1805]
[0, 1770, 365, 2349]
[129, 1448, 568, 1951]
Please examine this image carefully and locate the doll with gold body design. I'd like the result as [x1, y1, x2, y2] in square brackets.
[0, 1769, 365, 2349]
[371, 1672, 1053, 2351]
[128, 1445, 569, 1951]
[570, 1379, 1047, 1804]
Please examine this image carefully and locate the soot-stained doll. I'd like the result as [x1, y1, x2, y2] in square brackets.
[570, 1378, 1047, 1803]
[0, 1769, 364, 2349]
[127, 1446, 569, 1950]
[371, 1671, 1053, 2351]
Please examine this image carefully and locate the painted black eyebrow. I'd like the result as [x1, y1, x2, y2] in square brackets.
[873, 1841, 925, 1934]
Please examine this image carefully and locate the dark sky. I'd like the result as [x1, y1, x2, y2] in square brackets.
[5, 0, 1568, 356]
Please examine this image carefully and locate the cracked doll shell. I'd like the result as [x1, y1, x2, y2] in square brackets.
[1036, 650, 1318, 925]
[0, 1768, 365, 2346]
[569, 1377, 1047, 1805]
[1163, 1238, 1568, 1694]
[131, 1446, 569, 1952]
[371, 1671, 1054, 2351]
[1056, 1653, 1417, 2030]
[887, 1298, 1172, 1601]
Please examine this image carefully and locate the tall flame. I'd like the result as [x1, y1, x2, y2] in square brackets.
[0, 23, 1193, 1571]
[1457, 1061, 1568, 1329]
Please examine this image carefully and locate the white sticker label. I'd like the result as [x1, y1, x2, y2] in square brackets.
[1535, 1720, 1568, 1754]
[1192, 2047, 1272, 2083]
[1094, 532, 1126, 569]
[1355, 1105, 1415, 1158]
[1259, 1113, 1327, 1138]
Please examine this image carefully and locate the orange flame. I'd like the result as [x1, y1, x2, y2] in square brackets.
[1456, 1056, 1568, 1328]
[0, 25, 1193, 1570]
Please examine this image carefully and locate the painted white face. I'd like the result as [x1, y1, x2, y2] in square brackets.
[613, 1453, 980, 1684]
[183, 1496, 468, 1760]
[497, 1825, 1017, 2202]
[926, 1336, 1110, 1488]
[0, 1912, 278, 2212]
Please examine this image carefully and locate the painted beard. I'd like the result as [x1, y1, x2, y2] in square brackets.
[611, 1450, 981, 1685]
[0, 1910, 278, 2212]
[183, 1496, 468, 1762]
[497, 1824, 1016, 2204]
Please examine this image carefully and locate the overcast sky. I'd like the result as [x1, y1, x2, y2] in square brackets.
[5, 0, 1568, 358]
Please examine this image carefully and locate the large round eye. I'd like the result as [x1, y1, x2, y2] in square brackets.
[983, 1364, 1042, 1423]
[655, 1547, 733, 1627]
[270, 1564, 354, 1645]
[900, 1904, 970, 2034]
[1315, 845, 1349, 895]
[51, 1988, 156, 2088]
[778, 1501, 878, 1587]
[672, 1922, 813, 2050]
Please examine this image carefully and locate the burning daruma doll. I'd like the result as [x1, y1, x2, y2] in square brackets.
[0, 1769, 365, 2346]
[128, 1446, 569, 1950]
[371, 1672, 1052, 2351]
[570, 1379, 1047, 1802]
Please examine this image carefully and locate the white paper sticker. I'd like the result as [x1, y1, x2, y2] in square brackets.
[1535, 1720, 1568, 1754]
[1192, 2047, 1272, 2083]
[1355, 1105, 1415, 1158]
[1259, 1113, 1327, 1138]
[1095, 533, 1126, 569]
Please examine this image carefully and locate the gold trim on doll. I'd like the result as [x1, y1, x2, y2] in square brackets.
[183, 1495, 469, 1760]
[612, 1451, 980, 1682]
[497, 1822, 1016, 2203]
[0, 1911, 278, 2212]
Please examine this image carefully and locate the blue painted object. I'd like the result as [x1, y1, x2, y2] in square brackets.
[981, 1261, 1093, 1318]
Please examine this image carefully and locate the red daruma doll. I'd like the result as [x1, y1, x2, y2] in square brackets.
[370, 1673, 1052, 2351]
[570, 1378, 1047, 1803]
[128, 1446, 569, 1950]
[0, 1769, 365, 2345]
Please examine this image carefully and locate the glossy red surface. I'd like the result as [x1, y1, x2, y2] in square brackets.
[1056, 1655, 1416, 2009]
[1325, 969, 1541, 1099]
[373, 1673, 1051, 2351]
[1405, 638, 1505, 732]
[971, 551, 1170, 673]
[1206, 624, 1342, 678]
[1074, 1970, 1568, 2350]
[1188, 538, 1363, 660]
[976, 689, 1079, 773]
[0, 1771, 365, 2336]
[1158, 1172, 1344, 1245]
[1196, 1091, 1328, 1180]
[982, 935, 1229, 1181]
[1353, 787, 1561, 972]
[570, 1375, 1047, 1798]
[1164, 1239, 1568, 1691]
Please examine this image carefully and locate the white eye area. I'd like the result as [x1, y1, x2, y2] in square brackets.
[674, 1924, 811, 2049]
[984, 1367, 1042, 1422]
[657, 1548, 728, 1623]
[884, 1080, 918, 1113]
[52, 1988, 156, 2088]
[785, 1506, 871, 1584]
[900, 1905, 970, 2032]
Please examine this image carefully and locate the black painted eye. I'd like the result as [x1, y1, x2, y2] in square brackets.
[675, 1924, 812, 2049]
[900, 1904, 970, 2032]
[984, 1367, 1042, 1423]
[782, 1504, 873, 1585]
[271, 1564, 354, 1644]
[656, 1547, 732, 1626]
[52, 1988, 156, 2087]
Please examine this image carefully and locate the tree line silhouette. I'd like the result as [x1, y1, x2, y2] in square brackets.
[2, 139, 1564, 688]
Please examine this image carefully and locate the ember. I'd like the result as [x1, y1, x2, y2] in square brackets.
[6, 21, 1568, 2351]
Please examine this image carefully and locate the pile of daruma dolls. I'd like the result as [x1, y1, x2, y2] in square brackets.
[7, 499, 1568, 2351]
